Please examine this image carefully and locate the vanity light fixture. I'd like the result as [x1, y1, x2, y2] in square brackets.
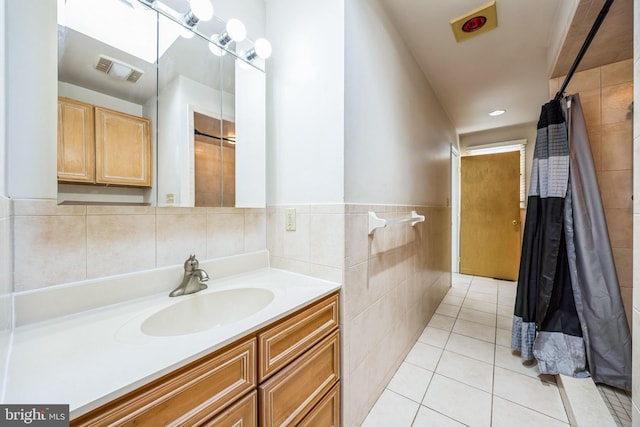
[489, 109, 506, 116]
[217, 18, 247, 46]
[183, 0, 214, 28]
[208, 37, 227, 56]
[245, 38, 272, 61]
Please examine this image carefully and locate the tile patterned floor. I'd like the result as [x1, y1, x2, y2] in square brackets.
[362, 273, 570, 427]
[598, 384, 632, 427]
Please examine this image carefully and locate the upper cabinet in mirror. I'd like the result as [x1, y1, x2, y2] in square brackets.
[56, 0, 268, 208]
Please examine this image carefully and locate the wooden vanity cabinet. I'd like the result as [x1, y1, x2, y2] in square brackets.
[71, 337, 257, 427]
[70, 292, 341, 427]
[258, 292, 341, 427]
[57, 98, 152, 187]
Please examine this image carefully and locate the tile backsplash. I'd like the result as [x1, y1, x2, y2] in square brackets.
[12, 199, 266, 292]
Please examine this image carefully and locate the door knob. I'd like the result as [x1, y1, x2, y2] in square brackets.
[512, 219, 519, 225]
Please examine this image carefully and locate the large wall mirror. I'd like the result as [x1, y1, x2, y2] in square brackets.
[56, 0, 267, 207]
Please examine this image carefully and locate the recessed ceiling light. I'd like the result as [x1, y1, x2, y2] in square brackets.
[489, 109, 506, 116]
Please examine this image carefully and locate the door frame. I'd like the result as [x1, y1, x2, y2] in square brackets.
[451, 145, 460, 273]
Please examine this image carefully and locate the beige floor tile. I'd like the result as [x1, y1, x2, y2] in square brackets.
[428, 314, 456, 331]
[362, 389, 419, 427]
[466, 290, 497, 304]
[457, 307, 496, 327]
[445, 333, 495, 364]
[498, 294, 516, 307]
[462, 298, 497, 314]
[447, 287, 468, 298]
[436, 303, 460, 317]
[412, 406, 466, 426]
[493, 366, 568, 423]
[497, 304, 513, 317]
[436, 350, 493, 392]
[423, 374, 492, 427]
[452, 318, 496, 343]
[492, 396, 569, 427]
[497, 314, 513, 331]
[494, 345, 541, 379]
[441, 294, 464, 307]
[405, 341, 443, 371]
[452, 273, 473, 286]
[496, 328, 512, 348]
[418, 326, 450, 348]
[387, 362, 433, 403]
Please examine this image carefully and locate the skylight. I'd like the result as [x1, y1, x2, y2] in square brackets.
[58, 0, 181, 64]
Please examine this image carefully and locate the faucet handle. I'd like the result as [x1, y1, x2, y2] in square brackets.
[184, 254, 199, 271]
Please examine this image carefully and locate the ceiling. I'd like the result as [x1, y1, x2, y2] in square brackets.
[378, 0, 633, 136]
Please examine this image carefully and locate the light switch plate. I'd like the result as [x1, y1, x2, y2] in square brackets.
[285, 208, 296, 231]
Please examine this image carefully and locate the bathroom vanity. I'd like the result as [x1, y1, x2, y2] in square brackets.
[4, 252, 341, 426]
[72, 293, 340, 426]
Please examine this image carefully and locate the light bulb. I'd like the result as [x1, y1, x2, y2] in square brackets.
[226, 18, 246, 42]
[190, 0, 213, 21]
[208, 37, 227, 56]
[245, 38, 272, 61]
[253, 38, 272, 59]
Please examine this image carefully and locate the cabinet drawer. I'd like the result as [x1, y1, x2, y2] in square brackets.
[199, 391, 257, 427]
[259, 330, 340, 427]
[72, 338, 256, 427]
[298, 382, 340, 427]
[258, 293, 339, 381]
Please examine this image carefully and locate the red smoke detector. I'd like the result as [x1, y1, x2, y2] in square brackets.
[462, 16, 487, 33]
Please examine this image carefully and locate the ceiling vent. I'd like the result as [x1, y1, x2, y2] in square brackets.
[95, 55, 143, 83]
[450, 1, 498, 43]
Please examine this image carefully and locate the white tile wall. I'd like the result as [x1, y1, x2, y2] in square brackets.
[266, 203, 451, 427]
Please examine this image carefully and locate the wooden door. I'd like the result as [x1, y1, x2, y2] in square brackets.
[460, 151, 520, 280]
[95, 107, 151, 187]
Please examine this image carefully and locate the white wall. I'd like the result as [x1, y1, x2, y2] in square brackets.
[344, 0, 455, 206]
[0, 0, 12, 402]
[157, 75, 234, 207]
[6, 0, 57, 199]
[265, 0, 345, 205]
[0, 0, 5, 197]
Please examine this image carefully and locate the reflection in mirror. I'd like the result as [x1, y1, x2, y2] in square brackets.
[194, 113, 236, 207]
[58, 0, 268, 207]
[57, 0, 158, 205]
[156, 12, 230, 207]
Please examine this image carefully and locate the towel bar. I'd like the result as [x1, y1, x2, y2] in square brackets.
[368, 210, 425, 235]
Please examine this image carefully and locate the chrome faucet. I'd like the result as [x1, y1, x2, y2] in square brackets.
[169, 254, 209, 297]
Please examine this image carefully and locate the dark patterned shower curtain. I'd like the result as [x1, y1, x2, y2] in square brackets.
[512, 94, 631, 390]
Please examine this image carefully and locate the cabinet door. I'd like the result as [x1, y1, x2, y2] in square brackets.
[71, 338, 256, 427]
[199, 391, 257, 427]
[259, 330, 340, 427]
[94, 107, 151, 187]
[298, 383, 340, 427]
[58, 98, 95, 183]
[258, 293, 339, 382]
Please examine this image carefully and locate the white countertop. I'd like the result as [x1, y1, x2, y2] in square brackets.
[4, 267, 340, 418]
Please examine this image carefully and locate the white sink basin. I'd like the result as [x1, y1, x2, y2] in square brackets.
[141, 288, 274, 337]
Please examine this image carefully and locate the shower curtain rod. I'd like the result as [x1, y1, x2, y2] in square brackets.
[555, 0, 614, 100]
[194, 128, 236, 143]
